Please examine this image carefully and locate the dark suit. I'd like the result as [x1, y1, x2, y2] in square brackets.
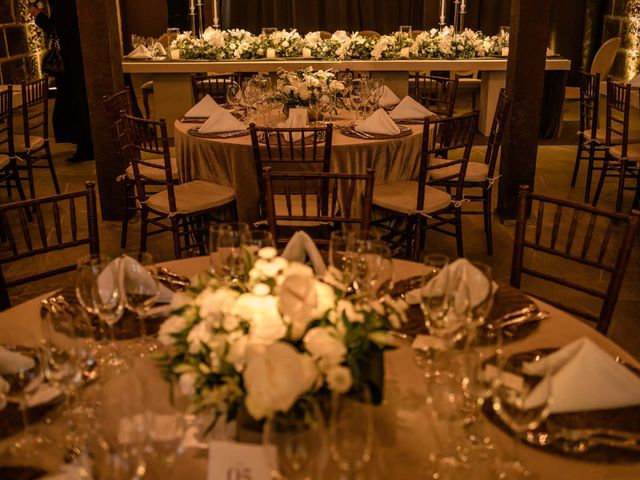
[35, 0, 93, 159]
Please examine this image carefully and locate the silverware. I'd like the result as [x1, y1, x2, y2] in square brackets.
[499, 311, 550, 329]
[550, 426, 640, 443]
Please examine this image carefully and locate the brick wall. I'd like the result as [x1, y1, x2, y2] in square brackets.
[0, 0, 45, 84]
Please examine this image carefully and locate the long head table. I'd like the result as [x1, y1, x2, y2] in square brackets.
[0, 256, 638, 478]
[123, 57, 570, 137]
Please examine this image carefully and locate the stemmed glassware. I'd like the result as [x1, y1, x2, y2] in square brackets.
[263, 398, 326, 480]
[328, 230, 354, 273]
[76, 254, 125, 367]
[5, 350, 43, 455]
[352, 239, 394, 299]
[350, 87, 365, 120]
[216, 222, 250, 282]
[226, 83, 242, 116]
[317, 93, 335, 125]
[120, 252, 160, 351]
[492, 351, 553, 479]
[245, 229, 276, 253]
[329, 388, 374, 476]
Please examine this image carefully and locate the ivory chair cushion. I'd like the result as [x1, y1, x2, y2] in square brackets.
[588, 129, 639, 146]
[373, 180, 452, 215]
[146, 180, 235, 215]
[273, 194, 331, 227]
[13, 136, 45, 152]
[429, 159, 489, 182]
[608, 143, 640, 162]
[126, 157, 179, 181]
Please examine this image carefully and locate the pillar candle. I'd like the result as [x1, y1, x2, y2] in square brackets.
[439, 0, 445, 20]
[170, 49, 180, 60]
[213, 0, 219, 27]
[302, 47, 312, 58]
[266, 48, 276, 59]
[400, 47, 410, 58]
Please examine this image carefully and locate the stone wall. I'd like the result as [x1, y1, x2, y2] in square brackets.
[0, 0, 45, 84]
[602, 0, 640, 79]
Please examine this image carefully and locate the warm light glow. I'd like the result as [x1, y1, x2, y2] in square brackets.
[626, 1, 640, 80]
[17, 0, 46, 80]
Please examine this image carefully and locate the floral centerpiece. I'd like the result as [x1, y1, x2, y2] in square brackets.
[274, 67, 345, 111]
[154, 248, 407, 425]
[168, 27, 509, 61]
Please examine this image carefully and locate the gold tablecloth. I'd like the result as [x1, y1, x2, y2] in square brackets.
[1, 257, 639, 478]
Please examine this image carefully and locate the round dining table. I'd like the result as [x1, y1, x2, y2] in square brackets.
[0, 256, 639, 479]
[174, 113, 424, 224]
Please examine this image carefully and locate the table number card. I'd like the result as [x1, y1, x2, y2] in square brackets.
[208, 440, 276, 480]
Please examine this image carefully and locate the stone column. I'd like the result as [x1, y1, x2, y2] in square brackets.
[76, 0, 126, 221]
[496, 0, 552, 221]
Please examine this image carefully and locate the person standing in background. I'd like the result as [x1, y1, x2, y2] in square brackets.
[29, 0, 94, 163]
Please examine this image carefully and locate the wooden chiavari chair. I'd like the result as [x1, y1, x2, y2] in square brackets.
[0, 181, 99, 309]
[263, 168, 375, 247]
[103, 88, 179, 248]
[592, 81, 640, 213]
[360, 31, 381, 38]
[122, 114, 235, 259]
[249, 123, 333, 219]
[0, 85, 27, 203]
[570, 71, 608, 202]
[429, 90, 511, 255]
[14, 79, 59, 198]
[411, 74, 459, 117]
[191, 73, 239, 104]
[511, 185, 639, 334]
[372, 112, 478, 259]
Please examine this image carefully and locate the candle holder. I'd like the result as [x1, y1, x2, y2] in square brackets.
[196, 0, 204, 38]
[439, 15, 446, 31]
[459, 5, 466, 32]
[453, 0, 461, 34]
[189, 3, 196, 35]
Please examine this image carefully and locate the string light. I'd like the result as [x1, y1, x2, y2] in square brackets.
[626, 1, 640, 80]
[17, 0, 46, 80]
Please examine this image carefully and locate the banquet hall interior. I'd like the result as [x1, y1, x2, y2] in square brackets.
[0, 0, 639, 478]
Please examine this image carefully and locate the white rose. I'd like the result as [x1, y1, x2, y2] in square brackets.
[198, 287, 240, 328]
[179, 372, 198, 396]
[326, 365, 353, 393]
[226, 332, 249, 370]
[299, 89, 311, 101]
[329, 80, 345, 92]
[233, 294, 286, 345]
[278, 273, 317, 339]
[338, 299, 365, 323]
[158, 314, 188, 346]
[244, 343, 319, 419]
[303, 327, 346, 371]
[186, 319, 214, 354]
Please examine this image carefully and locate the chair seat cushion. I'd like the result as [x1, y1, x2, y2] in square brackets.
[126, 157, 179, 181]
[588, 129, 639, 146]
[14, 136, 45, 152]
[373, 181, 452, 215]
[0, 154, 10, 170]
[273, 194, 330, 227]
[609, 143, 640, 162]
[429, 159, 489, 182]
[146, 180, 235, 215]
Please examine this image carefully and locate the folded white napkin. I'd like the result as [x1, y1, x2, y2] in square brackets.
[100, 256, 173, 305]
[355, 108, 401, 136]
[200, 107, 247, 133]
[379, 86, 401, 108]
[281, 231, 327, 276]
[282, 108, 309, 128]
[0, 346, 35, 374]
[184, 95, 220, 119]
[152, 42, 167, 57]
[419, 259, 492, 312]
[125, 45, 153, 59]
[522, 337, 640, 413]
[390, 96, 437, 121]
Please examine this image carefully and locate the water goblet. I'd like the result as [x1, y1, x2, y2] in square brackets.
[492, 351, 553, 479]
[329, 389, 374, 475]
[245, 229, 275, 254]
[75, 254, 125, 367]
[263, 398, 326, 480]
[120, 252, 160, 349]
[217, 222, 250, 282]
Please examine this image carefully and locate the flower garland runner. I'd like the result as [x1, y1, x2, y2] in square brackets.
[154, 248, 408, 424]
[171, 27, 509, 61]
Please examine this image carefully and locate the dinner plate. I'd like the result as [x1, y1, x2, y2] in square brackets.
[483, 349, 640, 464]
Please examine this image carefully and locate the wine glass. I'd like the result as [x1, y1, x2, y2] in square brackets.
[328, 230, 354, 272]
[308, 94, 320, 125]
[76, 254, 125, 367]
[492, 351, 553, 479]
[352, 239, 394, 299]
[217, 223, 250, 282]
[5, 349, 43, 454]
[350, 88, 364, 120]
[318, 93, 335, 125]
[226, 83, 242, 114]
[263, 399, 326, 480]
[329, 389, 374, 475]
[245, 229, 275, 254]
[120, 252, 160, 348]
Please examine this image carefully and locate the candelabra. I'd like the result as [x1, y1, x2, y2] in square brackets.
[213, 0, 220, 29]
[453, 0, 460, 34]
[189, 0, 196, 35]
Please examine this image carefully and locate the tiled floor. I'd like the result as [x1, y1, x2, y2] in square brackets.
[2, 97, 639, 358]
